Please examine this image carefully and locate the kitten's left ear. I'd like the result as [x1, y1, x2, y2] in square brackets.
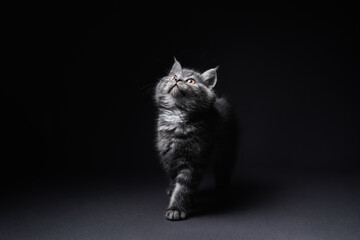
[169, 57, 183, 75]
[201, 66, 218, 88]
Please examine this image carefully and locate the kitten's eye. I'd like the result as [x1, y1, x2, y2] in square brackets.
[186, 79, 195, 85]
[171, 75, 177, 81]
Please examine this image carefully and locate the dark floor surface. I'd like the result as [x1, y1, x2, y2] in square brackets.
[1, 170, 359, 240]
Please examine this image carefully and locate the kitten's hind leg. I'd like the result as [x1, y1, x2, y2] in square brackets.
[214, 155, 236, 194]
[166, 179, 175, 196]
[214, 135, 237, 193]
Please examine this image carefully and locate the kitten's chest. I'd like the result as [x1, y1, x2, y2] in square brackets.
[156, 110, 216, 162]
[156, 120, 201, 160]
[156, 109, 212, 139]
[157, 120, 195, 139]
[156, 111, 199, 149]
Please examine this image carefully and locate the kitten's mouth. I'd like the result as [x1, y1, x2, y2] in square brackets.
[168, 84, 185, 96]
[168, 84, 178, 93]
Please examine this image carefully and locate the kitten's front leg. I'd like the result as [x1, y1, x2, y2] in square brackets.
[165, 169, 200, 221]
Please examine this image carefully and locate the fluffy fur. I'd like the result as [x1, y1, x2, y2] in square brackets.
[154, 59, 237, 221]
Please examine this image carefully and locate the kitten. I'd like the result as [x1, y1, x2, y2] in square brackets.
[154, 59, 237, 221]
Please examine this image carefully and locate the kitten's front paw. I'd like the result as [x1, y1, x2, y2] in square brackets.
[165, 209, 187, 221]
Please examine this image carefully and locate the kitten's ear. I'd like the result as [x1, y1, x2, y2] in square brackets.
[201, 66, 218, 88]
[169, 57, 182, 75]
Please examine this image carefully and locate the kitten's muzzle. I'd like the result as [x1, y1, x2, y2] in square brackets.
[168, 83, 178, 93]
[171, 77, 183, 83]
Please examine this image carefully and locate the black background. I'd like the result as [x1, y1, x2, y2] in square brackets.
[1, 1, 360, 239]
[2, 1, 359, 182]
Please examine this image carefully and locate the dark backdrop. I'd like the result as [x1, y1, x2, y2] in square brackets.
[2, 1, 359, 188]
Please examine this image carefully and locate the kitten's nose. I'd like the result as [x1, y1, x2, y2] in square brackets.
[175, 78, 182, 82]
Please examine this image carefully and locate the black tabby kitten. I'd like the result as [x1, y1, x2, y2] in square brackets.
[155, 59, 237, 221]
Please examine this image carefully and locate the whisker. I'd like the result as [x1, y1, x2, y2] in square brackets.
[141, 82, 156, 95]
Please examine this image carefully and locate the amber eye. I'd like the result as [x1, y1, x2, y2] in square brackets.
[171, 75, 177, 81]
[186, 78, 195, 84]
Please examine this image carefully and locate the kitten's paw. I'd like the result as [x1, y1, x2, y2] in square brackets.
[165, 209, 187, 221]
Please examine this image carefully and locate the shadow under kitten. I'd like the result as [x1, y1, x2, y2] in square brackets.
[189, 178, 276, 218]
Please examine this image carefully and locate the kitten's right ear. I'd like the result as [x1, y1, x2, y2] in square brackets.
[169, 57, 182, 75]
[201, 66, 218, 89]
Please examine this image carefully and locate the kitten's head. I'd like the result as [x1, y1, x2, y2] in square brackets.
[155, 58, 218, 112]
